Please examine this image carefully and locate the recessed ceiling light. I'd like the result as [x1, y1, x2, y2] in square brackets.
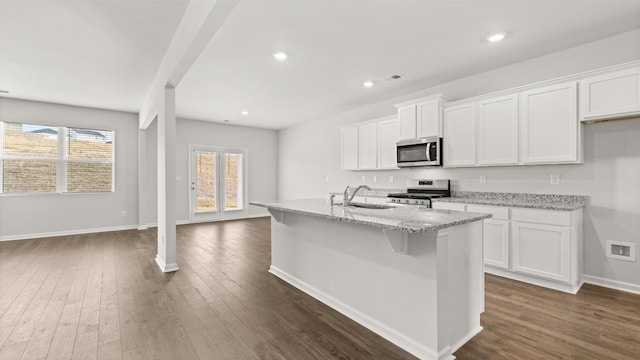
[241, 110, 249, 116]
[362, 81, 374, 88]
[273, 52, 288, 61]
[487, 32, 506, 43]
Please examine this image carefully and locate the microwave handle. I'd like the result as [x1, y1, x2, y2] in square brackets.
[426, 143, 432, 161]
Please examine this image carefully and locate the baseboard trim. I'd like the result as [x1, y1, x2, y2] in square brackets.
[582, 274, 640, 295]
[269, 265, 440, 360]
[0, 225, 139, 242]
[155, 255, 179, 273]
[485, 267, 583, 294]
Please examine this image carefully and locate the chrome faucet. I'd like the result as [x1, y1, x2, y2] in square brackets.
[343, 185, 371, 207]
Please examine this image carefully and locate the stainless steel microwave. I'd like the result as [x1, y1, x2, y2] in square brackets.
[396, 137, 442, 167]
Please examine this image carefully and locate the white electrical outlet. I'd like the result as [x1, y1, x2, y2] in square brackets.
[120, 210, 126, 217]
[326, 175, 331, 183]
[362, 176, 366, 183]
[372, 176, 377, 183]
[550, 174, 560, 185]
[479, 175, 486, 184]
[389, 175, 394, 183]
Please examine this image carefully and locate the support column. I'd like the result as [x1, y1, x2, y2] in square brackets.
[155, 86, 178, 272]
[138, 128, 148, 230]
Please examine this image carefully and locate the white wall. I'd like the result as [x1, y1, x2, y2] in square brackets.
[142, 117, 278, 225]
[278, 29, 640, 288]
[0, 98, 140, 239]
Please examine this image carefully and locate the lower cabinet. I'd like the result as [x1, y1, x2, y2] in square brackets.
[511, 222, 570, 283]
[482, 219, 510, 270]
[432, 201, 583, 293]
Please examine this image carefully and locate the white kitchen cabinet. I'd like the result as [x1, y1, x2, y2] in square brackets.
[358, 122, 378, 170]
[397, 104, 417, 140]
[432, 201, 584, 293]
[395, 94, 452, 141]
[467, 204, 510, 270]
[341, 125, 358, 170]
[416, 99, 442, 138]
[477, 94, 519, 166]
[580, 67, 640, 122]
[443, 102, 477, 167]
[520, 82, 580, 164]
[377, 117, 400, 169]
[511, 221, 571, 283]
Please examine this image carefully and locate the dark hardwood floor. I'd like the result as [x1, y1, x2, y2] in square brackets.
[0, 217, 638, 359]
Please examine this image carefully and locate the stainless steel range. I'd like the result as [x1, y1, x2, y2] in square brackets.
[387, 179, 451, 207]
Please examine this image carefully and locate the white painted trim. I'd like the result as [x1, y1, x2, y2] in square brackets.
[582, 274, 640, 296]
[450, 326, 483, 353]
[269, 265, 441, 360]
[155, 254, 179, 273]
[0, 224, 139, 242]
[484, 266, 583, 294]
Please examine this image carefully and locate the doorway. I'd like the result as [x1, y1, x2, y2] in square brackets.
[189, 145, 247, 223]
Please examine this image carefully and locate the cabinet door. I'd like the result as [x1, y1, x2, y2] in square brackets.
[417, 99, 440, 138]
[520, 82, 578, 164]
[580, 67, 640, 121]
[397, 105, 417, 140]
[341, 126, 358, 170]
[358, 122, 378, 170]
[483, 219, 510, 269]
[443, 103, 477, 167]
[477, 94, 518, 165]
[377, 118, 400, 169]
[511, 222, 570, 283]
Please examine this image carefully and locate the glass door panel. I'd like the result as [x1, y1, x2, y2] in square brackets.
[196, 151, 216, 212]
[224, 153, 244, 211]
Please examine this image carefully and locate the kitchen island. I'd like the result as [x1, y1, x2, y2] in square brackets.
[251, 199, 491, 360]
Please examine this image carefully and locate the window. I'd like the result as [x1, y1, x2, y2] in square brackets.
[0, 122, 114, 194]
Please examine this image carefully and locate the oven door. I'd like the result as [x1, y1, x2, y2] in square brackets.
[396, 137, 441, 167]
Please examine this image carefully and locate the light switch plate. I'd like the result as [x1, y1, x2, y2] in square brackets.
[389, 175, 394, 183]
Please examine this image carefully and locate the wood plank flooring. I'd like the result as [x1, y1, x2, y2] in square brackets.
[0, 217, 638, 359]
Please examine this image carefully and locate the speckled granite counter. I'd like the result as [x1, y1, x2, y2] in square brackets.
[433, 191, 587, 211]
[329, 187, 404, 198]
[250, 199, 491, 234]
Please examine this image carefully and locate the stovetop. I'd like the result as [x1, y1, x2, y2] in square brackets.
[387, 193, 446, 200]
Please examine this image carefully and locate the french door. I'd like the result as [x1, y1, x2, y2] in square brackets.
[189, 145, 247, 223]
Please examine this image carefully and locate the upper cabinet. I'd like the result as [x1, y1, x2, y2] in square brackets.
[358, 122, 378, 170]
[377, 117, 400, 169]
[340, 116, 399, 171]
[580, 67, 640, 122]
[443, 102, 477, 167]
[395, 94, 453, 140]
[520, 82, 580, 164]
[477, 94, 519, 166]
[340, 125, 359, 170]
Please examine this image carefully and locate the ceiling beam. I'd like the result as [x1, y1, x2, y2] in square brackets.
[138, 0, 238, 129]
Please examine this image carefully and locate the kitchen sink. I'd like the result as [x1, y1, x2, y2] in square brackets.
[347, 202, 395, 210]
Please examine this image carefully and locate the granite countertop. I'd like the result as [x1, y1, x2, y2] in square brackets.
[433, 191, 587, 211]
[250, 199, 491, 234]
[329, 187, 404, 198]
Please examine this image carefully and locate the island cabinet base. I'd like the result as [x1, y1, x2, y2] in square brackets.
[268, 211, 484, 360]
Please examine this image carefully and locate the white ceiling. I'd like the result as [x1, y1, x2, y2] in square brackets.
[2, 1, 640, 130]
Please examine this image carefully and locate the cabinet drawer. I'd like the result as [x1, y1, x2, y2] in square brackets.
[432, 202, 466, 211]
[511, 208, 571, 226]
[466, 204, 509, 220]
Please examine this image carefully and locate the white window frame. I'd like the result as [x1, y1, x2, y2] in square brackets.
[0, 122, 115, 195]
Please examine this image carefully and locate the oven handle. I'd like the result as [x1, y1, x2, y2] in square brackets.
[426, 143, 432, 162]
